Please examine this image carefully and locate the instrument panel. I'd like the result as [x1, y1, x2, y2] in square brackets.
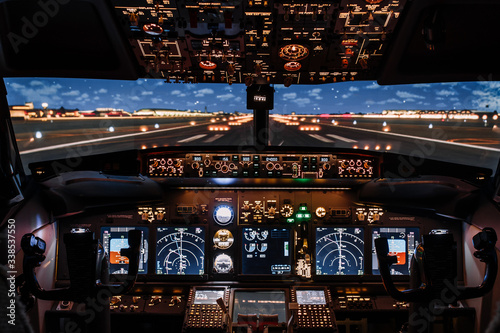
[57, 188, 462, 282]
[111, 0, 407, 84]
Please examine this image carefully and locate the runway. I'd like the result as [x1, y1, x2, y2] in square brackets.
[12, 115, 500, 171]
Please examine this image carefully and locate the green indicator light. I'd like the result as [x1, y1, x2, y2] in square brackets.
[299, 206, 307, 211]
[296, 213, 304, 219]
[304, 213, 311, 219]
[287, 218, 295, 223]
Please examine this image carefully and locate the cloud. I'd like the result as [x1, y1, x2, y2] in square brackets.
[293, 98, 311, 107]
[412, 83, 431, 88]
[349, 86, 359, 92]
[472, 90, 489, 96]
[308, 88, 323, 100]
[396, 91, 425, 99]
[194, 88, 214, 97]
[9, 82, 26, 90]
[282, 92, 297, 100]
[97, 88, 107, 94]
[216, 93, 235, 101]
[170, 89, 186, 97]
[62, 90, 80, 97]
[478, 82, 500, 89]
[366, 83, 381, 89]
[130, 96, 141, 101]
[141, 91, 153, 96]
[365, 98, 402, 105]
[151, 98, 162, 104]
[30, 80, 45, 86]
[435, 89, 456, 97]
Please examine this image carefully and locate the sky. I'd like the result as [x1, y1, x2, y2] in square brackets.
[4, 78, 500, 114]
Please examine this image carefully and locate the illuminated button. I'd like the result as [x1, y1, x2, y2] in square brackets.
[286, 218, 295, 223]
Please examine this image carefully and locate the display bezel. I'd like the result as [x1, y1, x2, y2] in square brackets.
[230, 288, 290, 327]
[371, 227, 420, 276]
[238, 226, 294, 279]
[155, 226, 207, 277]
[314, 226, 365, 277]
[100, 226, 149, 275]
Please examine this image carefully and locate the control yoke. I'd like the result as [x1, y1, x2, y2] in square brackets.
[375, 228, 497, 303]
[21, 229, 142, 302]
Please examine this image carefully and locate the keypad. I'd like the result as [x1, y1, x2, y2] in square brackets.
[186, 304, 224, 329]
[297, 304, 333, 328]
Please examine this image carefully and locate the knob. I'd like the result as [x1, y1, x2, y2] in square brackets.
[268, 207, 276, 216]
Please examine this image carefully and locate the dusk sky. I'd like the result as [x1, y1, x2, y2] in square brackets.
[4, 78, 500, 114]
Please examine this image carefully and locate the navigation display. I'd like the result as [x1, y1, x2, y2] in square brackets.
[193, 289, 225, 305]
[316, 227, 364, 275]
[100, 227, 149, 274]
[296, 290, 326, 305]
[241, 228, 291, 275]
[372, 227, 420, 275]
[156, 227, 205, 275]
[232, 291, 287, 323]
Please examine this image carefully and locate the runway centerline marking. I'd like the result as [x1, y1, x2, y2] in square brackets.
[332, 124, 500, 152]
[20, 123, 209, 155]
[204, 134, 224, 143]
[178, 134, 207, 143]
[308, 134, 334, 143]
[326, 134, 357, 143]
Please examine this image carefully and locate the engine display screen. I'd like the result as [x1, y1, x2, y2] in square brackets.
[232, 291, 287, 323]
[193, 289, 225, 305]
[296, 290, 326, 305]
[156, 227, 205, 275]
[315, 227, 364, 275]
[241, 228, 291, 275]
[100, 227, 149, 275]
[372, 227, 420, 275]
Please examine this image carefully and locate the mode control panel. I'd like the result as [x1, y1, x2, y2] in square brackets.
[146, 152, 378, 179]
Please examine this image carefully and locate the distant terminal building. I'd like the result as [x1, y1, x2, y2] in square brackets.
[133, 108, 211, 117]
[10, 102, 81, 118]
[379, 109, 481, 120]
[10, 102, 34, 119]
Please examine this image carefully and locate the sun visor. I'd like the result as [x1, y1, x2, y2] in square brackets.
[0, 0, 139, 79]
[378, 0, 500, 85]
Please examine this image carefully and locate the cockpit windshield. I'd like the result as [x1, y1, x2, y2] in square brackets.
[6, 77, 500, 173]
